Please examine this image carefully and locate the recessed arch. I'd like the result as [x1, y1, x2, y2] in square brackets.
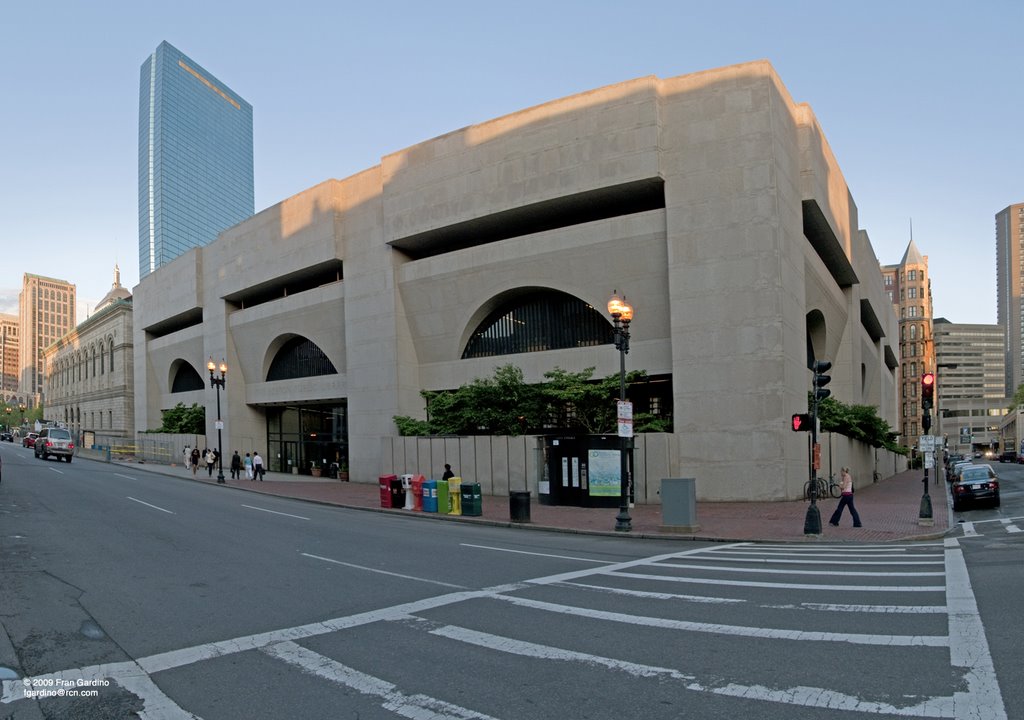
[267, 336, 337, 381]
[170, 360, 205, 393]
[462, 288, 613, 359]
[806, 310, 826, 369]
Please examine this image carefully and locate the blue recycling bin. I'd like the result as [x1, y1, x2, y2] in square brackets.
[422, 479, 438, 512]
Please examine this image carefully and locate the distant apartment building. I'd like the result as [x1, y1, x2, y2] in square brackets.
[138, 41, 254, 279]
[996, 202, 1024, 396]
[932, 319, 1008, 454]
[881, 240, 935, 451]
[18, 274, 76, 402]
[43, 267, 134, 446]
[1, 313, 18, 396]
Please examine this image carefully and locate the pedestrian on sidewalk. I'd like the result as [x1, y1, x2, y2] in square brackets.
[253, 451, 264, 481]
[182, 445, 191, 471]
[204, 448, 216, 477]
[442, 463, 455, 481]
[230, 450, 241, 480]
[190, 448, 200, 476]
[244, 452, 253, 480]
[829, 467, 862, 527]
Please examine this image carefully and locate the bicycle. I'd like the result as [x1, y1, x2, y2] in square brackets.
[804, 475, 841, 500]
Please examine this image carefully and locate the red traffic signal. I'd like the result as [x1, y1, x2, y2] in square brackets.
[921, 372, 935, 409]
[791, 413, 811, 432]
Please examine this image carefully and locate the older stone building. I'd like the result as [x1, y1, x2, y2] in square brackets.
[134, 61, 900, 501]
[44, 267, 134, 447]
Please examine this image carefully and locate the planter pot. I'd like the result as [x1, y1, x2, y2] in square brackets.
[311, 468, 322, 477]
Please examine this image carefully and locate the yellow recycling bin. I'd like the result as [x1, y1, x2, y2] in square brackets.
[448, 477, 462, 515]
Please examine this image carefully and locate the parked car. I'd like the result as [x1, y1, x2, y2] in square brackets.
[34, 427, 74, 462]
[952, 465, 1000, 511]
[21, 432, 38, 448]
[998, 451, 1017, 463]
[949, 460, 974, 484]
[0, 431, 12, 442]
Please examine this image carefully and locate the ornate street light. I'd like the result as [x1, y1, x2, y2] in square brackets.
[18, 403, 26, 426]
[607, 292, 634, 532]
[207, 358, 228, 484]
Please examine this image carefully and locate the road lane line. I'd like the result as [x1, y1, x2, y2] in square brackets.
[944, 537, 1007, 719]
[126, 497, 175, 514]
[114, 473, 137, 480]
[999, 519, 1021, 533]
[610, 571, 945, 592]
[264, 640, 499, 720]
[431, 625, 956, 717]
[460, 543, 615, 564]
[655, 561, 944, 577]
[242, 504, 309, 520]
[492, 594, 948, 647]
[560, 581, 746, 604]
[46, 467, 65, 474]
[961, 522, 978, 537]
[300, 552, 467, 589]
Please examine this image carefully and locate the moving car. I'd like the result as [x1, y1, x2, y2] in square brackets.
[34, 427, 74, 462]
[0, 431, 12, 442]
[21, 432, 38, 448]
[952, 464, 1000, 511]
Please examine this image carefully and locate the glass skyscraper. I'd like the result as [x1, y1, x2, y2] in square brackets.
[138, 41, 254, 279]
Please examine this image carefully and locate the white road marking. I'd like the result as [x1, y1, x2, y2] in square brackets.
[656, 561, 943, 577]
[787, 602, 946, 614]
[114, 473, 137, 480]
[560, 581, 746, 604]
[46, 467, 65, 474]
[1000, 519, 1021, 533]
[460, 543, 615, 564]
[300, 552, 467, 589]
[944, 537, 1008, 719]
[242, 504, 309, 520]
[686, 555, 943, 565]
[264, 640, 499, 720]
[431, 625, 956, 717]
[610, 570, 945, 592]
[493, 594, 948, 647]
[961, 522, 978, 537]
[126, 497, 174, 514]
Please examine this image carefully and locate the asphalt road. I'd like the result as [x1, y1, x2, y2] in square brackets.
[1, 442, 1020, 719]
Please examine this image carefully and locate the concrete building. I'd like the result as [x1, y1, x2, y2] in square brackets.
[134, 61, 900, 502]
[18, 274, 76, 403]
[932, 319, 1009, 455]
[139, 41, 254, 279]
[881, 240, 935, 450]
[43, 267, 134, 447]
[996, 202, 1024, 396]
[1, 313, 18, 396]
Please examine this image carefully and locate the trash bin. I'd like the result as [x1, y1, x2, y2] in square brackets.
[660, 478, 700, 533]
[460, 482, 482, 517]
[411, 475, 425, 511]
[390, 476, 406, 509]
[448, 477, 463, 516]
[400, 474, 415, 510]
[509, 491, 531, 523]
[435, 478, 450, 514]
[379, 474, 397, 508]
[422, 479, 437, 512]
[329, 462, 339, 479]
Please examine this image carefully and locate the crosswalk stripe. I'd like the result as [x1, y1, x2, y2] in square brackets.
[654, 561, 943, 577]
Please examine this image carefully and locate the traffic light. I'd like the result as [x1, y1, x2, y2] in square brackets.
[813, 360, 832, 401]
[791, 413, 811, 432]
[921, 372, 935, 410]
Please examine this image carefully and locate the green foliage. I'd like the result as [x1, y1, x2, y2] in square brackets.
[152, 403, 205, 434]
[394, 364, 670, 436]
[815, 395, 903, 454]
[1009, 384, 1024, 411]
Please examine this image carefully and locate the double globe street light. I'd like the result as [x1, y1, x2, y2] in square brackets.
[207, 359, 228, 484]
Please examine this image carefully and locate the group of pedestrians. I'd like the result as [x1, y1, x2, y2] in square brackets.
[182, 445, 263, 481]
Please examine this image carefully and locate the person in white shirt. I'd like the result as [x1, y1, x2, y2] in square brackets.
[253, 451, 264, 481]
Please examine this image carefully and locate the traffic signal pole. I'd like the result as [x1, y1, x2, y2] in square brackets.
[803, 360, 832, 535]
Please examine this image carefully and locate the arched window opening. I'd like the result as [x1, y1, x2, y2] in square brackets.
[463, 291, 612, 359]
[267, 337, 337, 381]
[171, 363, 205, 393]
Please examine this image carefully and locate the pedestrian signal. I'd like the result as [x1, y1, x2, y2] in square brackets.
[791, 413, 811, 432]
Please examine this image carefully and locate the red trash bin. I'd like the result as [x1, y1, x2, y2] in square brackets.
[379, 474, 397, 508]
[411, 475, 426, 511]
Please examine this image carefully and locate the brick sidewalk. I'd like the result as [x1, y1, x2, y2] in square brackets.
[121, 461, 950, 543]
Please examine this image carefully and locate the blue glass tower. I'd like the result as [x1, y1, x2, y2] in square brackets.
[138, 41, 254, 279]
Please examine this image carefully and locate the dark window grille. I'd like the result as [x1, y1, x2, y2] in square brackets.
[171, 363, 205, 393]
[267, 337, 338, 381]
[463, 291, 613, 359]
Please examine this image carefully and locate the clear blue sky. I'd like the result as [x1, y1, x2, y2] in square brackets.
[1, 0, 1020, 325]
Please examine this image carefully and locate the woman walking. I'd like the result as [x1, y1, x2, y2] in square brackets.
[829, 467, 862, 528]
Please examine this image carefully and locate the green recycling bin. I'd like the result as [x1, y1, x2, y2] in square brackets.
[460, 482, 482, 517]
[435, 478, 450, 514]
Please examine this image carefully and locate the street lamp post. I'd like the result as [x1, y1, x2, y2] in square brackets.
[18, 403, 26, 427]
[207, 359, 227, 484]
[607, 292, 634, 533]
